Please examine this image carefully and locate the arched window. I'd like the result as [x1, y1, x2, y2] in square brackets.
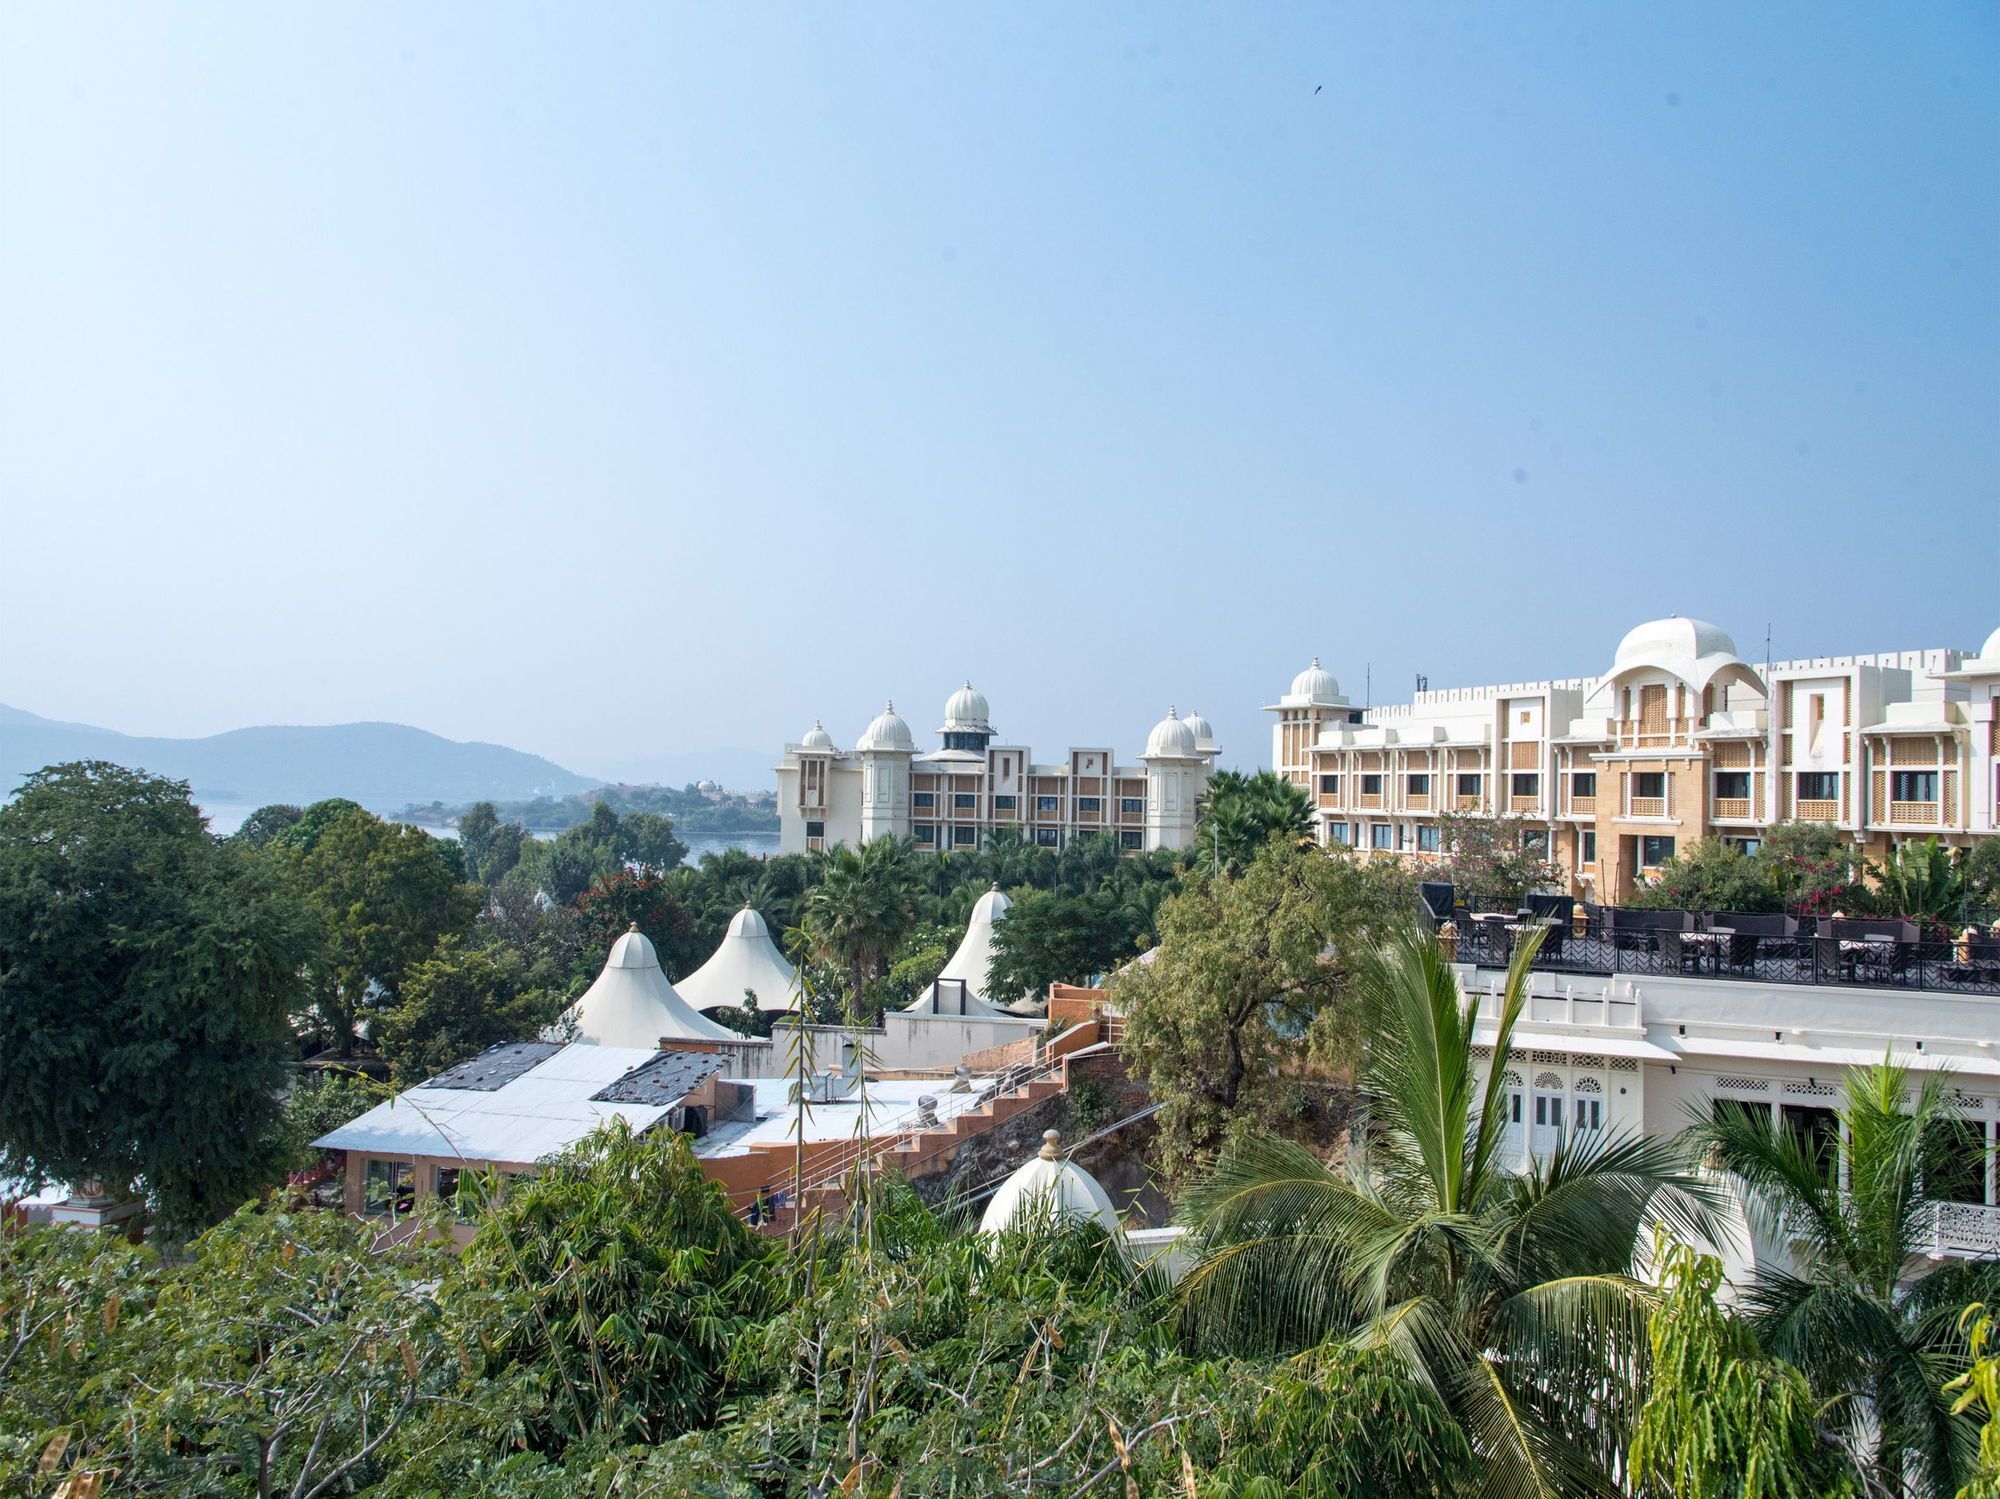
[1573, 1076, 1604, 1133]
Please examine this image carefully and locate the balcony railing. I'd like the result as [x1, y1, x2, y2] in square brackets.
[1509, 796, 1540, 814]
[1358, 793, 1383, 810]
[1448, 922, 2000, 998]
[1795, 799, 1839, 822]
[1713, 798, 1752, 819]
[1888, 801, 1940, 826]
[1570, 795, 1596, 814]
[1915, 1200, 2000, 1259]
[1628, 797, 1666, 818]
[1455, 795, 1483, 812]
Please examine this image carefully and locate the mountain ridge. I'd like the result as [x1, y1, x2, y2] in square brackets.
[0, 704, 601, 812]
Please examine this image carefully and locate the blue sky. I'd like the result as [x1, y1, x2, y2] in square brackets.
[3, 4, 1994, 784]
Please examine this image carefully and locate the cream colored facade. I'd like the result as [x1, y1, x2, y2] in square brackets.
[777, 685, 1220, 856]
[1273, 620, 2000, 901]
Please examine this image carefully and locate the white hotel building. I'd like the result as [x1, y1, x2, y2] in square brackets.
[776, 684, 1219, 856]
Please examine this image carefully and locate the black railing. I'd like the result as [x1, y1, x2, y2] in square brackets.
[1451, 923, 2000, 998]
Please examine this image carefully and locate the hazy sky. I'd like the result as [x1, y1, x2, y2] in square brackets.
[4, 4, 1995, 783]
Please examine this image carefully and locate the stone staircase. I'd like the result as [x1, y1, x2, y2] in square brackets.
[743, 1069, 1068, 1234]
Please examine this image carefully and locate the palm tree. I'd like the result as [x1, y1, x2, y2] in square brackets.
[1179, 926, 1716, 1497]
[1691, 1060, 2000, 1496]
[800, 839, 919, 1022]
[1195, 770, 1314, 877]
[1872, 837, 1970, 927]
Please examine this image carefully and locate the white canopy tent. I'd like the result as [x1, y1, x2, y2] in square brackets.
[675, 906, 801, 1014]
[567, 927, 740, 1047]
[905, 884, 1015, 1019]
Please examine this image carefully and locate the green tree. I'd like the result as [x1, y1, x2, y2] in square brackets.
[1195, 770, 1315, 877]
[1178, 926, 1716, 1498]
[232, 802, 304, 848]
[1690, 1060, 2000, 1496]
[457, 1119, 770, 1450]
[272, 796, 367, 851]
[374, 936, 565, 1083]
[1952, 1306, 2000, 1499]
[1964, 839, 2000, 916]
[1627, 837, 1781, 913]
[1432, 813, 1558, 910]
[1119, 841, 1414, 1180]
[281, 806, 480, 1055]
[1871, 836, 1970, 926]
[986, 885, 1145, 1003]
[799, 839, 920, 1022]
[1629, 1240, 1859, 1497]
[573, 867, 701, 981]
[0, 762, 306, 1230]
[1759, 819, 1868, 917]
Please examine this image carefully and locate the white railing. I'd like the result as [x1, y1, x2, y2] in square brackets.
[741, 1050, 1071, 1220]
[1914, 1200, 2000, 1259]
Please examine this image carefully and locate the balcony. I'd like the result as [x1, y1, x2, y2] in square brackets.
[1509, 795, 1540, 814]
[1915, 1200, 2000, 1259]
[1712, 798, 1752, 820]
[1358, 793, 1383, 810]
[1795, 799, 1838, 822]
[1405, 794, 1433, 812]
[1569, 795, 1596, 814]
[1628, 797, 1666, 818]
[1454, 795, 1483, 812]
[1888, 800, 1940, 826]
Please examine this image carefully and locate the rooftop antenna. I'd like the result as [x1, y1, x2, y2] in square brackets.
[1415, 673, 1428, 694]
[1365, 662, 1372, 709]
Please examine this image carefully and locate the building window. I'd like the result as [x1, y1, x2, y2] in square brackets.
[1036, 795, 1061, 813]
[914, 824, 936, 844]
[993, 794, 1017, 811]
[1580, 829, 1597, 865]
[952, 826, 977, 847]
[1318, 774, 1339, 795]
[1361, 774, 1383, 795]
[1713, 771, 1750, 800]
[1891, 770, 1938, 802]
[1035, 828, 1060, 847]
[1456, 773, 1481, 796]
[1369, 823, 1393, 850]
[1077, 796, 1101, 813]
[1406, 773, 1430, 795]
[1120, 797, 1144, 814]
[1634, 771, 1666, 800]
[432, 1166, 484, 1222]
[804, 820, 825, 839]
[1511, 773, 1539, 798]
[952, 793, 977, 810]
[1328, 822, 1351, 845]
[1118, 829, 1143, 850]
[1521, 829, 1548, 854]
[1416, 824, 1440, 853]
[1725, 836, 1762, 857]
[1570, 772, 1596, 798]
[1640, 835, 1675, 867]
[363, 1159, 412, 1218]
[1797, 772, 1839, 802]
[913, 791, 935, 809]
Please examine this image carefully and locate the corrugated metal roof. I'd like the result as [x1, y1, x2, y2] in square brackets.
[592, 1050, 726, 1105]
[314, 1044, 681, 1164]
[426, 1040, 565, 1091]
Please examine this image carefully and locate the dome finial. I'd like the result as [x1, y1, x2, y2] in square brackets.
[627, 922, 639, 933]
[1039, 1128, 1060, 1161]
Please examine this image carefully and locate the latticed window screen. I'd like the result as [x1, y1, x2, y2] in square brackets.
[1639, 685, 1668, 732]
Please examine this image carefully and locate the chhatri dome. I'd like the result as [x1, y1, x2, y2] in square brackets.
[1181, 709, 1220, 757]
[979, 1130, 1120, 1238]
[1605, 616, 1759, 694]
[1288, 657, 1342, 705]
[856, 701, 915, 753]
[799, 720, 835, 751]
[673, 905, 801, 1014]
[566, 927, 739, 1047]
[1143, 707, 1199, 760]
[939, 681, 993, 734]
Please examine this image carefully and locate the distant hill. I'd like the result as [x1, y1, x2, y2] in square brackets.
[0, 704, 600, 812]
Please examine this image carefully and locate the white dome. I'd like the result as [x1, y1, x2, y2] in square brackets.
[1143, 707, 1199, 760]
[1602, 616, 1760, 698]
[1181, 709, 1219, 755]
[1289, 658, 1342, 704]
[1613, 616, 1739, 672]
[674, 905, 802, 1014]
[939, 681, 993, 733]
[569, 927, 740, 1046]
[856, 701, 916, 753]
[1979, 626, 2000, 662]
[799, 721, 834, 751]
[980, 1131, 1120, 1238]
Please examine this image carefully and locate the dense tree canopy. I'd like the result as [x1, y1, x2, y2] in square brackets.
[0, 762, 306, 1230]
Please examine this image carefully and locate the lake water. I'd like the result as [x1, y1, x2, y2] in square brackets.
[197, 800, 782, 864]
